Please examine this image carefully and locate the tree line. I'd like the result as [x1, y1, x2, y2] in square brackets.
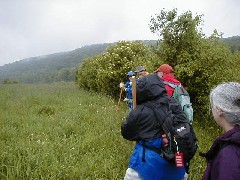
[75, 9, 240, 121]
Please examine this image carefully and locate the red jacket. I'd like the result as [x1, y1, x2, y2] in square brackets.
[162, 73, 181, 97]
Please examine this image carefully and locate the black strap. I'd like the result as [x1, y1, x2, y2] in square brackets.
[144, 144, 163, 154]
[142, 141, 146, 162]
[141, 140, 163, 163]
[143, 101, 167, 128]
[140, 101, 170, 163]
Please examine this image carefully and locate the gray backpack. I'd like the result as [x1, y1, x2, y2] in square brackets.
[164, 81, 193, 124]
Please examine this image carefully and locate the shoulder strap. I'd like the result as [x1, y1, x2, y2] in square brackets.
[144, 100, 176, 137]
[143, 101, 169, 128]
[163, 81, 182, 89]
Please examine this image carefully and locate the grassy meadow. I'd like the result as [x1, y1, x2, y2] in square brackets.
[0, 82, 222, 179]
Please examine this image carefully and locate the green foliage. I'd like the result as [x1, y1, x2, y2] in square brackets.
[149, 9, 240, 120]
[76, 41, 161, 97]
[221, 36, 240, 52]
[149, 8, 203, 66]
[0, 83, 226, 179]
[3, 79, 19, 84]
[0, 83, 132, 179]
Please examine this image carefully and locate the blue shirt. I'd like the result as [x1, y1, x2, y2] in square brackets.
[125, 80, 133, 110]
[125, 80, 133, 99]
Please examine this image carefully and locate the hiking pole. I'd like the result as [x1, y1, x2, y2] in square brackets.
[115, 86, 124, 112]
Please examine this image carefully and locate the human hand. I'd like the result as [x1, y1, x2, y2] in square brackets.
[119, 82, 125, 88]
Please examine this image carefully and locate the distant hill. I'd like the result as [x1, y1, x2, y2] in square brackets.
[221, 36, 240, 52]
[0, 37, 239, 84]
[0, 43, 115, 83]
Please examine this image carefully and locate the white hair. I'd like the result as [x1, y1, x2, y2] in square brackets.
[210, 82, 240, 125]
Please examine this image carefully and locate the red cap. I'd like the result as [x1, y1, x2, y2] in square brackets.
[154, 64, 173, 74]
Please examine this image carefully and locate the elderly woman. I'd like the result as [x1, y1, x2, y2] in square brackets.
[201, 82, 240, 179]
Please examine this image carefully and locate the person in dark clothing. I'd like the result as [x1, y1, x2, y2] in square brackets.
[155, 64, 191, 180]
[121, 74, 185, 180]
[201, 82, 240, 180]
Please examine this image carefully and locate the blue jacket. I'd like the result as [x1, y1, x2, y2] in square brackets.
[125, 80, 133, 99]
[125, 80, 133, 110]
[121, 74, 185, 180]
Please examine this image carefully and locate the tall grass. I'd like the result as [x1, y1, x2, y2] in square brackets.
[0, 83, 221, 179]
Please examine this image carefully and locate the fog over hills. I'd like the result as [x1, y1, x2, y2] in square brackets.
[0, 43, 114, 83]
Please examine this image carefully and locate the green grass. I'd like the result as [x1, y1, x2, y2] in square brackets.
[0, 82, 221, 179]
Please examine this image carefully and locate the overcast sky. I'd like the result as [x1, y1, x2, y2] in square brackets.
[0, 0, 239, 66]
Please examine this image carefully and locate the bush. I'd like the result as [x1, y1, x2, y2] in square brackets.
[3, 79, 19, 84]
[76, 41, 161, 97]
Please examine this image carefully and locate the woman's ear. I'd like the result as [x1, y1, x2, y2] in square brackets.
[216, 105, 224, 116]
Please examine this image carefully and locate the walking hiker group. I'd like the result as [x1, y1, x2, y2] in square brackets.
[120, 64, 240, 179]
[119, 66, 149, 111]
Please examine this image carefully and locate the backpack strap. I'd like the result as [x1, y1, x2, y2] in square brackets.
[142, 140, 146, 162]
[144, 144, 163, 154]
[140, 101, 168, 162]
[163, 81, 182, 89]
[144, 102, 165, 126]
[140, 139, 164, 163]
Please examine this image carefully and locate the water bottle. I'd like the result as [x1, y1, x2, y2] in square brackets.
[162, 134, 174, 160]
[162, 134, 169, 147]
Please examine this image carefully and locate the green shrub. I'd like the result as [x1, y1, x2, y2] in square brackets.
[149, 9, 240, 121]
[76, 41, 161, 97]
[3, 79, 19, 84]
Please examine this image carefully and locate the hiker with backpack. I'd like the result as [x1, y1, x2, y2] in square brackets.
[121, 74, 197, 180]
[155, 64, 194, 180]
[155, 63, 193, 124]
[119, 71, 135, 111]
[200, 82, 240, 180]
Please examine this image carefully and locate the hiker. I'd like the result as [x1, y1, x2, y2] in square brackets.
[155, 64, 182, 97]
[121, 74, 186, 180]
[119, 71, 135, 110]
[200, 82, 240, 180]
[135, 66, 149, 79]
[155, 64, 193, 179]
